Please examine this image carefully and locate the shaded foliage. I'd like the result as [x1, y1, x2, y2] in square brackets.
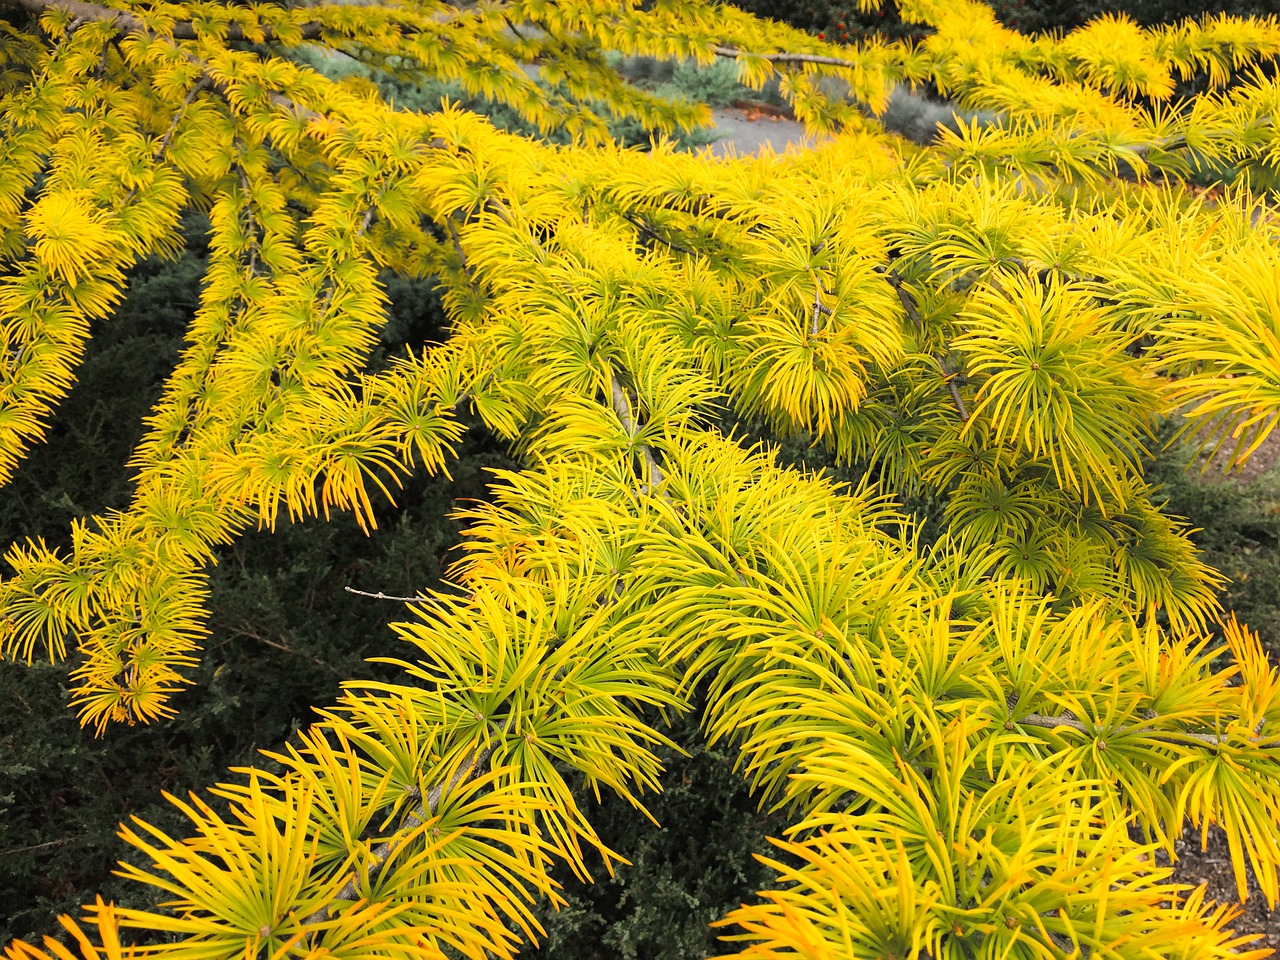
[523, 707, 791, 960]
[731, 0, 1280, 38]
[0, 221, 515, 943]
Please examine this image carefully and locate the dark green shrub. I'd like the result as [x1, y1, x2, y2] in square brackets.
[0, 220, 517, 942]
[729, 0, 1278, 45]
[294, 48, 720, 153]
[1147, 443, 1280, 655]
[522, 708, 791, 960]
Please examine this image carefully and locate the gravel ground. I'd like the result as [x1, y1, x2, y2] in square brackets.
[1173, 830, 1279, 951]
[700, 104, 833, 158]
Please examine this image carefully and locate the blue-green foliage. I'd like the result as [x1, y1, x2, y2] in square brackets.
[659, 57, 746, 109]
[293, 47, 723, 153]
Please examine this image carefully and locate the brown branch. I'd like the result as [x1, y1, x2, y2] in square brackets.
[713, 43, 863, 69]
[883, 268, 922, 329]
[485, 198, 514, 226]
[502, 13, 529, 44]
[934, 356, 969, 421]
[213, 608, 343, 675]
[153, 76, 210, 159]
[119, 70, 211, 203]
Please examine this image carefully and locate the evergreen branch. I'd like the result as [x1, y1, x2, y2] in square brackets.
[811, 245, 832, 336]
[236, 165, 263, 279]
[0, 837, 83, 858]
[934, 356, 969, 421]
[620, 211, 699, 257]
[882, 267, 969, 421]
[485, 198, 514, 226]
[628, 193, 736, 224]
[0, 0, 324, 41]
[1, 0, 485, 42]
[0, 0, 477, 132]
[881, 267, 922, 328]
[609, 372, 667, 495]
[1017, 712, 1234, 747]
[1001, 256, 1103, 286]
[300, 742, 496, 928]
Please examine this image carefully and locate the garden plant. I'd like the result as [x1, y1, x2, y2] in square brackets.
[2, 0, 1280, 957]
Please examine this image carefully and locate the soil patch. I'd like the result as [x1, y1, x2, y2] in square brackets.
[1173, 421, 1279, 949]
[1173, 831, 1279, 950]
[1191, 424, 1280, 486]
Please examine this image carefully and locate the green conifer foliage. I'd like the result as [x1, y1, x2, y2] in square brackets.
[2, 0, 1280, 957]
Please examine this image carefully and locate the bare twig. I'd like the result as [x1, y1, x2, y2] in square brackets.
[502, 13, 528, 43]
[3, 0, 485, 42]
[810, 287, 832, 336]
[882, 268, 923, 329]
[345, 585, 426, 604]
[713, 44, 864, 69]
[934, 356, 969, 421]
[0, 837, 84, 857]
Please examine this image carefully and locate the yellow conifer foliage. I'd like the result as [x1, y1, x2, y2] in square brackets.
[1, 0, 1280, 957]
